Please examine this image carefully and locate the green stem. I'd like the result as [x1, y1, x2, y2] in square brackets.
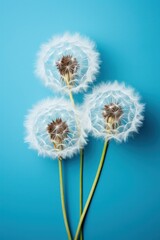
[58, 158, 72, 240]
[79, 149, 84, 240]
[66, 81, 84, 240]
[74, 141, 109, 240]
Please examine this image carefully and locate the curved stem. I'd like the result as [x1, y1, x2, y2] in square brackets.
[79, 148, 84, 240]
[58, 158, 72, 240]
[74, 141, 109, 240]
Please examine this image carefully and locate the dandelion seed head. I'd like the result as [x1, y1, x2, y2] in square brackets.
[35, 33, 100, 93]
[83, 81, 144, 142]
[24, 98, 87, 159]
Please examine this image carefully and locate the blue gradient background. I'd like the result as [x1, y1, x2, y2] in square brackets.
[1, 0, 160, 239]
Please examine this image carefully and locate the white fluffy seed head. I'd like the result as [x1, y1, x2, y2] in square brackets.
[35, 33, 100, 93]
[83, 81, 144, 142]
[24, 98, 87, 159]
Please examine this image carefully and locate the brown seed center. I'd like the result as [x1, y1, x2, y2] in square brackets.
[56, 55, 79, 86]
[102, 103, 123, 131]
[47, 118, 69, 150]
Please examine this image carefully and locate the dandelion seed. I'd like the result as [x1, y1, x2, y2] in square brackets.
[102, 103, 123, 133]
[47, 118, 69, 150]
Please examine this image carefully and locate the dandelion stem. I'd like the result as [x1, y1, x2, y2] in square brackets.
[68, 91, 84, 239]
[65, 74, 84, 240]
[58, 157, 72, 240]
[74, 141, 109, 240]
[69, 90, 76, 108]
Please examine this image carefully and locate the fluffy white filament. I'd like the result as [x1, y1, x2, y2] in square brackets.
[83, 81, 144, 142]
[24, 98, 87, 159]
[35, 33, 100, 93]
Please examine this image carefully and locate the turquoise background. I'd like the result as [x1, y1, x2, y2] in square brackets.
[1, 0, 160, 239]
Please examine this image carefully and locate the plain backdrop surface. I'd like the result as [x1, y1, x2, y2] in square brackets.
[1, 0, 160, 239]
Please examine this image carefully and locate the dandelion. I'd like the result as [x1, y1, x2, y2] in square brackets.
[24, 98, 87, 240]
[84, 81, 144, 142]
[74, 81, 144, 240]
[24, 98, 86, 159]
[35, 33, 100, 93]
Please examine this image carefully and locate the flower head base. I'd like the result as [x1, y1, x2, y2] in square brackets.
[102, 103, 123, 133]
[84, 81, 144, 142]
[47, 118, 69, 150]
[35, 33, 100, 93]
[56, 55, 79, 87]
[24, 98, 87, 159]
